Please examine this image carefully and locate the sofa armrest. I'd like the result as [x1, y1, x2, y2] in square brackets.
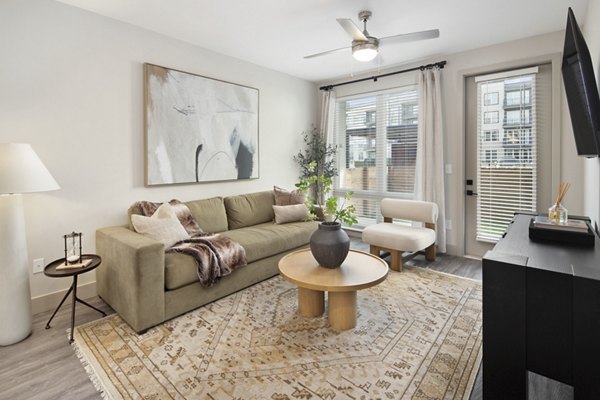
[96, 226, 165, 333]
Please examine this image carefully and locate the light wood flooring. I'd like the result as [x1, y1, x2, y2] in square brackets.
[0, 239, 483, 400]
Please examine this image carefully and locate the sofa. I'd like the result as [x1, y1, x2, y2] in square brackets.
[96, 190, 318, 333]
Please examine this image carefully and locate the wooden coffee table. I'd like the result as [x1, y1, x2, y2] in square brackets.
[278, 248, 388, 330]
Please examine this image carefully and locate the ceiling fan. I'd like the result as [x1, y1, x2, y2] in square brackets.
[305, 10, 439, 62]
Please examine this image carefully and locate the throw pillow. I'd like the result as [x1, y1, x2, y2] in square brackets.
[272, 204, 310, 224]
[134, 199, 202, 235]
[273, 186, 306, 206]
[131, 203, 191, 247]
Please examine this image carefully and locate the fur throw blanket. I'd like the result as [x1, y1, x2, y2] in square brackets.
[133, 200, 247, 287]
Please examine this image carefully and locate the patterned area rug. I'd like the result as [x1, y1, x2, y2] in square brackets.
[73, 267, 482, 399]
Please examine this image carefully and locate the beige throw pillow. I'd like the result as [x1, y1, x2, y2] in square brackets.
[131, 203, 190, 248]
[273, 186, 306, 206]
[273, 204, 309, 224]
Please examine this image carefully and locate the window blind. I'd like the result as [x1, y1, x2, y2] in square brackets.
[476, 72, 537, 241]
[333, 87, 419, 226]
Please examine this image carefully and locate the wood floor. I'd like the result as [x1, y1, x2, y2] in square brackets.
[0, 240, 483, 400]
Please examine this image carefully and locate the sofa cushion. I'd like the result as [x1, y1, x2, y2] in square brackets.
[224, 191, 275, 229]
[221, 221, 318, 263]
[185, 197, 228, 233]
[164, 220, 318, 290]
[165, 252, 199, 290]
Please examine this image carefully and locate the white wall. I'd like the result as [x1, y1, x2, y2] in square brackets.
[0, 0, 317, 309]
[582, 1, 600, 232]
[319, 30, 582, 255]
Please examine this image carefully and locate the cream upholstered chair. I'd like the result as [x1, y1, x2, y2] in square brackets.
[362, 199, 438, 272]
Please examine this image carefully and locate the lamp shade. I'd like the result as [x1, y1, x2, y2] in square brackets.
[0, 143, 60, 194]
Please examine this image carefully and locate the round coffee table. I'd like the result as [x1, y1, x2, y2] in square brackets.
[278, 248, 388, 330]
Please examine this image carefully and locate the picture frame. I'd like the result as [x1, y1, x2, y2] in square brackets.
[144, 63, 259, 186]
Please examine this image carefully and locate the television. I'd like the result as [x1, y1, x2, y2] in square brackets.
[561, 7, 600, 157]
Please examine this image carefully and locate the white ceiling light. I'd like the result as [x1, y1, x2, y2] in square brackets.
[352, 38, 379, 62]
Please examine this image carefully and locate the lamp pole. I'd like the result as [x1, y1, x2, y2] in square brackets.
[0, 194, 32, 345]
[0, 143, 59, 346]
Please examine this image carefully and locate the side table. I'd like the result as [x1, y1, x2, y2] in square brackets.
[44, 254, 106, 343]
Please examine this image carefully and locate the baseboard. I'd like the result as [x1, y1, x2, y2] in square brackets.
[445, 243, 460, 256]
[31, 281, 97, 315]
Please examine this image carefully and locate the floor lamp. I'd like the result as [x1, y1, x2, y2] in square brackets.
[0, 143, 59, 346]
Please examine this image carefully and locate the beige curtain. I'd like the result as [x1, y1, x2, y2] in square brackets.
[416, 68, 446, 253]
[320, 89, 336, 145]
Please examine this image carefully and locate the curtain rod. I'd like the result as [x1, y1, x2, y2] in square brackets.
[319, 60, 447, 91]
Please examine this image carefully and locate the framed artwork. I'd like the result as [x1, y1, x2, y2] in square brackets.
[144, 63, 259, 186]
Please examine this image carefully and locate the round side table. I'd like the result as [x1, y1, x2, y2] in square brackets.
[44, 254, 106, 343]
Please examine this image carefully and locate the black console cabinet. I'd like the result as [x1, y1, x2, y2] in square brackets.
[482, 213, 600, 400]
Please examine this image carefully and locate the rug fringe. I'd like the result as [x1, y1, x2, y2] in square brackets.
[463, 344, 483, 400]
[69, 328, 110, 400]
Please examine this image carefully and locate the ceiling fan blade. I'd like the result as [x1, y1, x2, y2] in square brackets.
[336, 18, 368, 41]
[304, 46, 350, 59]
[379, 29, 440, 44]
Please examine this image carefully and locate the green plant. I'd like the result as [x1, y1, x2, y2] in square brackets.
[293, 127, 337, 202]
[296, 161, 358, 226]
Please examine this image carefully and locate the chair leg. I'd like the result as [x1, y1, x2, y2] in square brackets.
[369, 245, 380, 257]
[390, 250, 402, 272]
[425, 243, 436, 262]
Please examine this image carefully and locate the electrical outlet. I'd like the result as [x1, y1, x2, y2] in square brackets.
[445, 219, 452, 230]
[445, 163, 453, 174]
[33, 258, 44, 274]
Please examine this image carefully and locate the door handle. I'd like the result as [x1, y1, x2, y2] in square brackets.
[466, 190, 478, 196]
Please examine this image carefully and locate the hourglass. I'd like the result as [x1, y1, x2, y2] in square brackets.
[63, 232, 82, 265]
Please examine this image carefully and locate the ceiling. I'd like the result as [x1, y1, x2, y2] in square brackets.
[57, 0, 590, 83]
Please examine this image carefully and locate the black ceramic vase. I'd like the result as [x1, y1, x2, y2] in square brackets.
[309, 221, 350, 268]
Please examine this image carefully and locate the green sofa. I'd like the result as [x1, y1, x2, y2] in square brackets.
[96, 191, 318, 333]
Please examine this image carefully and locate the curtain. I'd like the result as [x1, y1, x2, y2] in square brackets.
[320, 89, 336, 145]
[416, 68, 447, 253]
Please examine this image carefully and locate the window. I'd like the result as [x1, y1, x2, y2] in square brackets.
[484, 92, 499, 105]
[484, 130, 499, 142]
[505, 91, 520, 106]
[334, 88, 419, 226]
[504, 130, 520, 145]
[505, 89, 531, 106]
[484, 150, 498, 164]
[521, 128, 532, 144]
[505, 110, 520, 125]
[476, 72, 537, 242]
[505, 109, 531, 126]
[484, 111, 499, 124]
[365, 110, 376, 126]
[402, 103, 418, 124]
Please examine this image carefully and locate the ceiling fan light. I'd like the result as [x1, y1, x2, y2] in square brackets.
[352, 42, 378, 62]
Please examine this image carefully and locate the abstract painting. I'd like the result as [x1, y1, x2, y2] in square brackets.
[144, 63, 259, 185]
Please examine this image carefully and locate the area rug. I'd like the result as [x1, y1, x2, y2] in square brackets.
[73, 267, 482, 400]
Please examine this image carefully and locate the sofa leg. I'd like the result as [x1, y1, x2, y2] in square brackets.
[391, 250, 402, 272]
[425, 244, 436, 262]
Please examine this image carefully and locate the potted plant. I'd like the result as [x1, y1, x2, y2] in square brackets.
[296, 161, 357, 268]
[293, 127, 337, 205]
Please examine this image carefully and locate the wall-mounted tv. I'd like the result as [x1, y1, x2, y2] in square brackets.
[562, 7, 600, 157]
